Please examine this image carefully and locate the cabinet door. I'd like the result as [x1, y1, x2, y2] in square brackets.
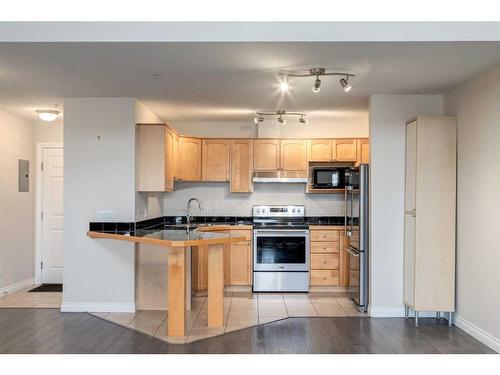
[403, 121, 417, 306]
[356, 138, 370, 165]
[230, 139, 253, 193]
[253, 139, 280, 171]
[230, 242, 252, 285]
[280, 139, 307, 171]
[333, 139, 357, 161]
[165, 129, 175, 191]
[202, 139, 230, 181]
[177, 137, 201, 181]
[307, 139, 332, 161]
[137, 124, 167, 192]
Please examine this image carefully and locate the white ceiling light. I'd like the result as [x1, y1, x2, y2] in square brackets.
[36, 110, 60, 122]
[277, 115, 286, 125]
[299, 115, 308, 125]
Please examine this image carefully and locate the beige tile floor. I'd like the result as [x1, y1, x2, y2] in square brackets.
[93, 291, 367, 344]
[0, 287, 62, 308]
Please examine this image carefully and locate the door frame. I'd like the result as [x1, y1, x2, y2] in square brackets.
[34, 143, 64, 284]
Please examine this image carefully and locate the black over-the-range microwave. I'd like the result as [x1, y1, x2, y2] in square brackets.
[311, 166, 350, 189]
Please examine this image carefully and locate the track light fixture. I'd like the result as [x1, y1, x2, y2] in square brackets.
[279, 68, 354, 94]
[255, 110, 307, 126]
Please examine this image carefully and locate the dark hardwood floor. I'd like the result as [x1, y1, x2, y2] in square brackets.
[0, 308, 494, 354]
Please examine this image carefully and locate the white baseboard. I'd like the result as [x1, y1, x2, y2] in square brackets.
[369, 305, 447, 318]
[0, 278, 34, 297]
[455, 315, 499, 353]
[61, 302, 136, 313]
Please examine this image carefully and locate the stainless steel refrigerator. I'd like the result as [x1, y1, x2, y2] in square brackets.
[344, 164, 369, 312]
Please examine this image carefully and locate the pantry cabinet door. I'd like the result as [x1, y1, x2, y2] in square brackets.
[230, 139, 253, 193]
[280, 139, 307, 171]
[202, 139, 230, 181]
[307, 139, 332, 161]
[333, 139, 357, 161]
[177, 137, 202, 181]
[253, 139, 280, 171]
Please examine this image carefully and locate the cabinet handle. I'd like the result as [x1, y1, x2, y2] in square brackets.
[322, 259, 327, 264]
[322, 234, 327, 238]
[323, 246, 327, 250]
[321, 276, 326, 280]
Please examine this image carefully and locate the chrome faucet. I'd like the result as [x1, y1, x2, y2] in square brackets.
[186, 198, 203, 226]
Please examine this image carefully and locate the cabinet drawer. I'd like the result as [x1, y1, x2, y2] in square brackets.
[311, 254, 339, 269]
[310, 230, 340, 242]
[311, 241, 339, 254]
[230, 230, 252, 241]
[310, 270, 340, 286]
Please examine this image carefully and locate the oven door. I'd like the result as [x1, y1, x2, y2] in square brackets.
[253, 229, 310, 272]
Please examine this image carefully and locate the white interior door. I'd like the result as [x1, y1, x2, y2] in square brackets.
[41, 147, 64, 283]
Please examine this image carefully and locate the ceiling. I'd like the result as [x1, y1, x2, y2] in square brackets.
[1, 42, 500, 125]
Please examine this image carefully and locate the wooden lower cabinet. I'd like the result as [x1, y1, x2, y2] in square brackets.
[309, 227, 349, 286]
[192, 227, 252, 291]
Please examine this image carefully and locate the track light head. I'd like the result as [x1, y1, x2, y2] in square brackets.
[339, 77, 352, 92]
[278, 115, 286, 125]
[254, 116, 264, 124]
[299, 115, 307, 125]
[312, 76, 321, 93]
[279, 76, 289, 92]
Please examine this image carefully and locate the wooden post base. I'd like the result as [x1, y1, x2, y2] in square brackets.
[207, 243, 224, 327]
[167, 247, 186, 336]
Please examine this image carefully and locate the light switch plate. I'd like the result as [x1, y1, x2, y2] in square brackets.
[96, 210, 116, 220]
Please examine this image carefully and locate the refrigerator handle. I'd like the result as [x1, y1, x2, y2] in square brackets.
[350, 187, 354, 234]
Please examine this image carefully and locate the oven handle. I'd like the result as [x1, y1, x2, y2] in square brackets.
[345, 246, 360, 257]
[253, 229, 309, 234]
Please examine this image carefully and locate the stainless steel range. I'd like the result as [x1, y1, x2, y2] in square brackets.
[252, 205, 310, 292]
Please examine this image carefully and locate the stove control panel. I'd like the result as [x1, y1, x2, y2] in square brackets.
[252, 205, 305, 217]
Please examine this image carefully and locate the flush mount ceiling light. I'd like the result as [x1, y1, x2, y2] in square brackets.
[280, 68, 355, 94]
[36, 109, 60, 122]
[254, 110, 307, 126]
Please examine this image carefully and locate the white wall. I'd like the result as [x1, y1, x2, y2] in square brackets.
[368, 95, 444, 317]
[444, 65, 500, 351]
[62, 98, 137, 312]
[164, 182, 345, 217]
[34, 117, 64, 144]
[0, 109, 35, 292]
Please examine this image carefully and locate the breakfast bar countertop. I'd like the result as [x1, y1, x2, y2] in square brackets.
[87, 225, 246, 247]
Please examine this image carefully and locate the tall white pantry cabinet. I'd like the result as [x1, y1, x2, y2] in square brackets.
[403, 116, 457, 326]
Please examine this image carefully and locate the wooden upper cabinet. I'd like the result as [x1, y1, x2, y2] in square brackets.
[280, 139, 307, 171]
[177, 137, 202, 181]
[165, 129, 175, 191]
[202, 139, 230, 181]
[136, 124, 174, 192]
[230, 139, 253, 193]
[356, 138, 370, 165]
[308, 139, 332, 161]
[333, 139, 357, 161]
[253, 139, 280, 171]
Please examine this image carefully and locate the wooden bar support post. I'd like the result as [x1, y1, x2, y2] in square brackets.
[167, 247, 186, 336]
[207, 243, 224, 327]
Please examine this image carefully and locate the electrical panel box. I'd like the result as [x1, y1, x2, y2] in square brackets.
[18, 159, 29, 192]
